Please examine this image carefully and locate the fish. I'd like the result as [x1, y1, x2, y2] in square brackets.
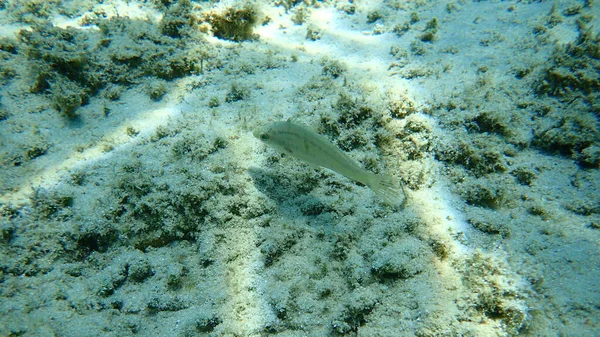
[253, 120, 405, 206]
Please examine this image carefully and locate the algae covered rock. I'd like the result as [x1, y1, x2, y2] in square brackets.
[15, 14, 210, 118]
[203, 4, 259, 42]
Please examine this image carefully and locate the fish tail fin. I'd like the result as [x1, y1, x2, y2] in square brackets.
[367, 174, 406, 207]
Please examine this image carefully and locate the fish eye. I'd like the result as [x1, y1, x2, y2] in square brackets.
[260, 133, 269, 141]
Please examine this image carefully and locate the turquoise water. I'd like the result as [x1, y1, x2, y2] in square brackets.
[0, 1, 599, 336]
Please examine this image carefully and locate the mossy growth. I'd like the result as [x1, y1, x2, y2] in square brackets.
[532, 111, 599, 167]
[460, 252, 530, 335]
[152, 0, 178, 10]
[545, 3, 563, 28]
[410, 12, 420, 24]
[145, 79, 168, 101]
[205, 4, 259, 42]
[565, 199, 600, 216]
[70, 170, 86, 185]
[18, 26, 96, 88]
[419, 17, 438, 42]
[366, 10, 383, 24]
[306, 24, 322, 41]
[127, 254, 153, 282]
[18, 25, 97, 117]
[159, 0, 195, 38]
[275, 0, 305, 11]
[126, 126, 139, 137]
[579, 145, 600, 168]
[371, 237, 428, 281]
[0, 37, 18, 83]
[429, 238, 450, 260]
[225, 83, 249, 102]
[369, 23, 382, 35]
[437, 136, 507, 177]
[410, 40, 428, 55]
[468, 217, 511, 238]
[387, 94, 417, 118]
[96, 17, 204, 81]
[532, 20, 600, 167]
[528, 204, 550, 219]
[458, 178, 507, 209]
[24, 140, 50, 161]
[102, 84, 123, 101]
[390, 45, 409, 67]
[15, 17, 209, 118]
[467, 111, 512, 137]
[321, 58, 346, 78]
[0, 106, 9, 121]
[537, 20, 600, 100]
[4, 0, 61, 24]
[510, 167, 537, 186]
[171, 133, 228, 161]
[50, 76, 89, 118]
[291, 5, 310, 25]
[331, 296, 376, 334]
[334, 92, 375, 127]
[208, 96, 220, 108]
[392, 22, 410, 37]
[30, 187, 74, 220]
[296, 75, 337, 102]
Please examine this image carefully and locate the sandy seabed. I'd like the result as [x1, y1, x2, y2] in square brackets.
[0, 0, 599, 336]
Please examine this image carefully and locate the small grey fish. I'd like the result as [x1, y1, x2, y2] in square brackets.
[253, 120, 405, 206]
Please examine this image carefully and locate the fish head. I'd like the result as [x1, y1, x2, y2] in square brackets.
[253, 125, 272, 143]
